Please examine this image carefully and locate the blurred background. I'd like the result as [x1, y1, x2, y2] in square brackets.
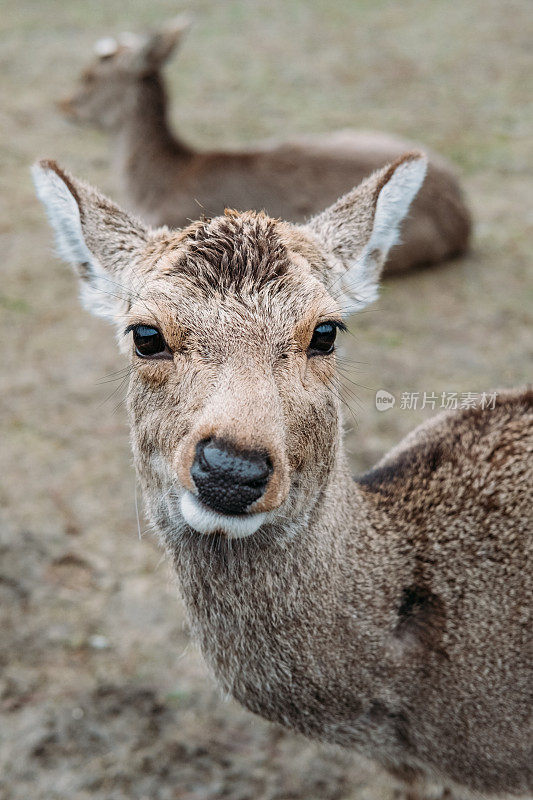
[1, 1, 531, 798]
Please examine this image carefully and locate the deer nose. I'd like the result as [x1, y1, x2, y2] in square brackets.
[190, 438, 273, 515]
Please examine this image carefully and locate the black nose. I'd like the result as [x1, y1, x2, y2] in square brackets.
[190, 438, 273, 515]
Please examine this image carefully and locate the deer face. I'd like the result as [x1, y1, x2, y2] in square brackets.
[58, 17, 190, 130]
[59, 48, 135, 130]
[121, 214, 346, 538]
[33, 154, 426, 540]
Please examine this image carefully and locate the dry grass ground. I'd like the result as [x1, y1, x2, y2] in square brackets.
[0, 1, 531, 798]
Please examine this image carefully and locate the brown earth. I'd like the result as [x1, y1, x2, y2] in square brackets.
[0, 1, 531, 798]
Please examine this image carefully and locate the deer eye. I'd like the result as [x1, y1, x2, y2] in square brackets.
[308, 322, 338, 356]
[130, 325, 171, 359]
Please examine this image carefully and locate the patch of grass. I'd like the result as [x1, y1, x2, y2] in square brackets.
[0, 293, 31, 313]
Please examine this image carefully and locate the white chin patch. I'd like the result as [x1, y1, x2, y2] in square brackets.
[180, 491, 267, 539]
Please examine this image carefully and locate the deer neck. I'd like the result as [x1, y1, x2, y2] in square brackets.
[167, 451, 405, 746]
[112, 74, 192, 215]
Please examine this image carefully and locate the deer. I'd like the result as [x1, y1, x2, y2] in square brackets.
[33, 152, 531, 800]
[58, 16, 472, 277]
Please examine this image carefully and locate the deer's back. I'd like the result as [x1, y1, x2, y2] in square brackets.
[145, 130, 470, 273]
[357, 388, 532, 793]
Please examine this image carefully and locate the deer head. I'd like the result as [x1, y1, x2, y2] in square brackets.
[33, 153, 426, 540]
[58, 16, 191, 129]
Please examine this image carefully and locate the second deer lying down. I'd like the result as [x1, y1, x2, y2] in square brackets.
[33, 154, 531, 800]
[59, 17, 472, 276]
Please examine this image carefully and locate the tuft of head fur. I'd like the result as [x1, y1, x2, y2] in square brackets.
[170, 210, 292, 294]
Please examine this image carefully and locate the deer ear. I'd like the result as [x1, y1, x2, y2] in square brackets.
[134, 15, 192, 71]
[32, 159, 149, 322]
[94, 37, 119, 58]
[306, 152, 427, 314]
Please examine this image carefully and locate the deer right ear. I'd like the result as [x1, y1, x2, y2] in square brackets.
[133, 15, 192, 72]
[306, 152, 427, 315]
[32, 159, 149, 322]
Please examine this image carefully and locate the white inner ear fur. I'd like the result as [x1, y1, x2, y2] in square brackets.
[343, 156, 428, 314]
[32, 165, 93, 266]
[94, 37, 119, 57]
[32, 164, 127, 322]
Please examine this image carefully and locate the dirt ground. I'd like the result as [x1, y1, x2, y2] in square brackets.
[0, 1, 531, 798]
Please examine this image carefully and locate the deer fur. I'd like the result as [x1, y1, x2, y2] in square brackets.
[33, 153, 531, 800]
[58, 17, 472, 276]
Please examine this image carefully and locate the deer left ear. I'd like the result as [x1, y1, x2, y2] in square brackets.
[306, 152, 428, 314]
[32, 159, 149, 322]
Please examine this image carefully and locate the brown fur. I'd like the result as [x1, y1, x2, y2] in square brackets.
[59, 20, 472, 275]
[33, 156, 531, 800]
